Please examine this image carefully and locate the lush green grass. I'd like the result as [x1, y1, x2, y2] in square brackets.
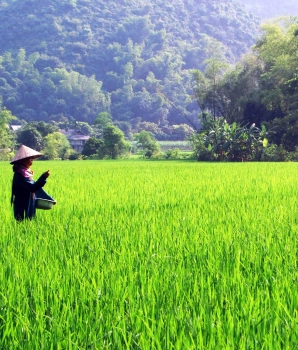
[1, 160, 298, 349]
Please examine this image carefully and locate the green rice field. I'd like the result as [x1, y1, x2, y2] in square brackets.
[0, 160, 298, 349]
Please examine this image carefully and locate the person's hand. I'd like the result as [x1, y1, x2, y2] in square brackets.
[43, 170, 50, 178]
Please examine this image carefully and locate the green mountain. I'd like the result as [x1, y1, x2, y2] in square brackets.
[0, 0, 260, 139]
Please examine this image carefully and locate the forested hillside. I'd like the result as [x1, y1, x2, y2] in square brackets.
[238, 0, 298, 19]
[0, 0, 259, 139]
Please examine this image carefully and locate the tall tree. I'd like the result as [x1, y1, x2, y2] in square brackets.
[254, 18, 298, 117]
[82, 137, 103, 156]
[134, 130, 160, 158]
[43, 132, 71, 160]
[192, 37, 229, 119]
[99, 124, 129, 159]
[16, 126, 43, 151]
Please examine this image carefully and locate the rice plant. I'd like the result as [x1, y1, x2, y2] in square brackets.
[0, 160, 298, 349]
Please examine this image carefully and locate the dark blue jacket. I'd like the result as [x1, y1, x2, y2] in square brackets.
[11, 172, 47, 221]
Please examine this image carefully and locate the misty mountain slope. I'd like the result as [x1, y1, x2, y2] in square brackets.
[237, 0, 298, 19]
[0, 0, 260, 75]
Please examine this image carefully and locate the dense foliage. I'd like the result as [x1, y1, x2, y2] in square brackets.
[16, 121, 59, 150]
[192, 17, 298, 159]
[0, 102, 15, 160]
[190, 116, 267, 161]
[0, 0, 260, 139]
[81, 137, 103, 157]
[0, 52, 109, 124]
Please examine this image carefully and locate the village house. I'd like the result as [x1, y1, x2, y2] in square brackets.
[59, 129, 90, 153]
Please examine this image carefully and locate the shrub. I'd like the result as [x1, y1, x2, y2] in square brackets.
[164, 148, 180, 159]
[260, 144, 288, 162]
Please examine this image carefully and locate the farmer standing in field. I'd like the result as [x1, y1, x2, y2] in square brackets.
[10, 145, 56, 221]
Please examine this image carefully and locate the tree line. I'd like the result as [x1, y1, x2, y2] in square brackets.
[0, 108, 164, 161]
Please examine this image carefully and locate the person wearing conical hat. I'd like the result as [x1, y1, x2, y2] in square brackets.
[11, 145, 56, 221]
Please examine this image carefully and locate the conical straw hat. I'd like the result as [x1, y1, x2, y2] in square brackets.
[10, 145, 42, 164]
